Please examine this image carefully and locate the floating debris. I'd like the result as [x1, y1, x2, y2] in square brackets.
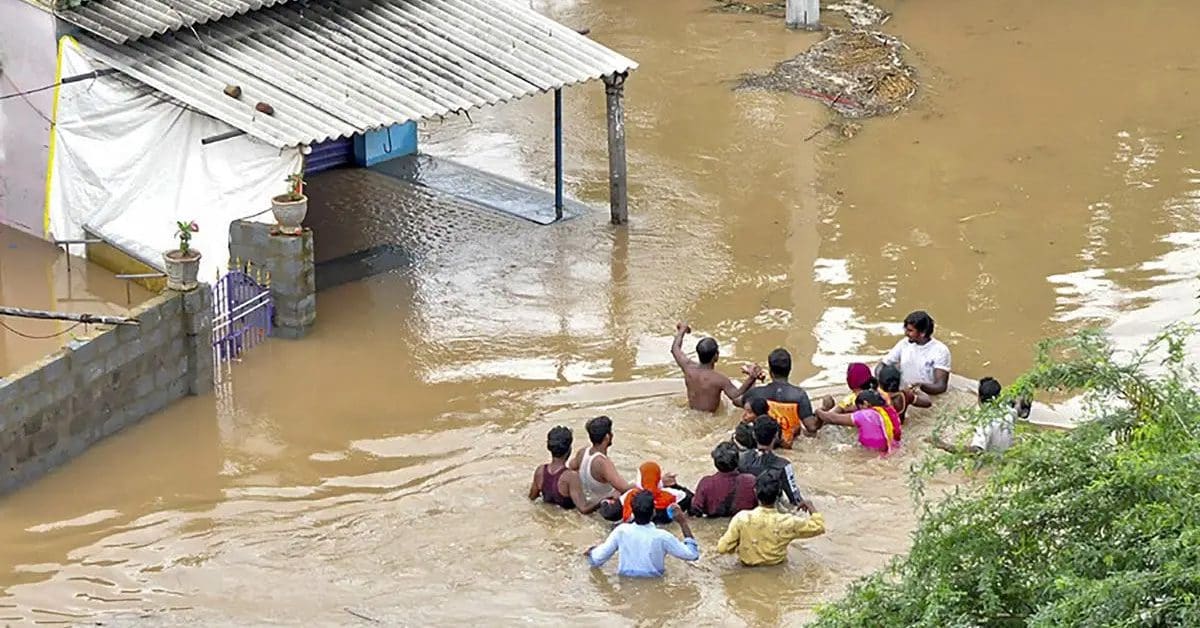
[710, 0, 785, 17]
[825, 0, 892, 28]
[737, 30, 917, 118]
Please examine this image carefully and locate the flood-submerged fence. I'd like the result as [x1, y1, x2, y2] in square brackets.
[211, 263, 273, 382]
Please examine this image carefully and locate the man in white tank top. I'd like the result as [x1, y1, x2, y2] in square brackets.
[568, 416, 635, 504]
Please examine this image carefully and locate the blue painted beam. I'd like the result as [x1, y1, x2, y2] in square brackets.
[354, 121, 418, 167]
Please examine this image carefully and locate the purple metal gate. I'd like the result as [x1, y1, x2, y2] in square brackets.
[212, 266, 273, 380]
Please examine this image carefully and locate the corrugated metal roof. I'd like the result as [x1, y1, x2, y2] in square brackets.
[56, 0, 303, 45]
[80, 0, 638, 148]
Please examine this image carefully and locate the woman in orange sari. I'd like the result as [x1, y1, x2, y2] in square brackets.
[618, 461, 694, 524]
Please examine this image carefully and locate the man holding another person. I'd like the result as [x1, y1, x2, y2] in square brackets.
[717, 470, 825, 566]
[585, 492, 700, 577]
[880, 310, 952, 396]
[737, 348, 818, 447]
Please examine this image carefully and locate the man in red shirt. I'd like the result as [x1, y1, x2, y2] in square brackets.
[689, 442, 758, 518]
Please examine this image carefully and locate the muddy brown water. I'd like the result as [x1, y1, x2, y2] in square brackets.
[0, 226, 153, 377]
[3, 0, 1200, 624]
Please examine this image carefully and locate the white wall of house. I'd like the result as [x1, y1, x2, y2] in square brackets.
[0, 0, 57, 236]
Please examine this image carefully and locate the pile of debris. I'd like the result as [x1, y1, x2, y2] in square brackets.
[737, 29, 916, 118]
[825, 0, 891, 28]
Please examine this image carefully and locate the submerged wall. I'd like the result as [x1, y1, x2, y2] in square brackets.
[0, 286, 213, 495]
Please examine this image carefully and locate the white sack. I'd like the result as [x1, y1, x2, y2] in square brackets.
[47, 36, 302, 281]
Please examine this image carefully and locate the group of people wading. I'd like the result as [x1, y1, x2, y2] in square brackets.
[530, 310, 1028, 577]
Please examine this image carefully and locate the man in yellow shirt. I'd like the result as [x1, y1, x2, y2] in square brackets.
[716, 470, 825, 566]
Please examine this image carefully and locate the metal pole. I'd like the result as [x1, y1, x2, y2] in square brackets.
[554, 88, 564, 221]
[201, 129, 247, 145]
[0, 306, 139, 325]
[603, 73, 629, 225]
[786, 0, 820, 29]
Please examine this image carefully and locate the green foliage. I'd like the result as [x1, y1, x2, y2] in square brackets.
[812, 326, 1200, 627]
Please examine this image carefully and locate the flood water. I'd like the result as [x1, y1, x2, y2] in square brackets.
[0, 226, 153, 376]
[3, 0, 1199, 624]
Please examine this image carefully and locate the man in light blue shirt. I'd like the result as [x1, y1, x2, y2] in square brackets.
[585, 491, 700, 577]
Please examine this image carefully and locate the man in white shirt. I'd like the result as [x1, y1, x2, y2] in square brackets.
[880, 310, 952, 395]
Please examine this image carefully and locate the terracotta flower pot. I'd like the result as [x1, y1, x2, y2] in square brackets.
[272, 194, 308, 236]
[163, 249, 202, 291]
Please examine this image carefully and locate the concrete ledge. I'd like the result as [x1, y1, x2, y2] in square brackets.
[82, 225, 167, 292]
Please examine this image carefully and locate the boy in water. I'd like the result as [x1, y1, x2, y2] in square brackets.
[931, 377, 1031, 454]
[671, 321, 763, 412]
[738, 415, 814, 512]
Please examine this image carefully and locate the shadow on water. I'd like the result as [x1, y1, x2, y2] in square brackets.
[314, 243, 411, 292]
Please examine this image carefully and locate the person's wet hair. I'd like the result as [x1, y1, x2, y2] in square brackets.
[767, 348, 792, 378]
[878, 364, 903, 393]
[711, 441, 740, 472]
[855, 389, 887, 407]
[857, 376, 879, 392]
[753, 415, 780, 447]
[734, 421, 756, 450]
[598, 497, 623, 522]
[904, 310, 935, 337]
[547, 426, 573, 458]
[631, 490, 656, 525]
[755, 469, 783, 506]
[979, 377, 1002, 404]
[585, 416, 613, 445]
[747, 397, 770, 416]
[696, 337, 719, 365]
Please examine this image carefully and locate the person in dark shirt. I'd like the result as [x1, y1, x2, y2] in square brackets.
[737, 415, 814, 512]
[733, 421, 756, 451]
[528, 426, 602, 514]
[737, 348, 817, 448]
[690, 442, 758, 518]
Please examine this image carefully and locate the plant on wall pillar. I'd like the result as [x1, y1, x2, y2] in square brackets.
[163, 220, 201, 291]
[271, 172, 307, 236]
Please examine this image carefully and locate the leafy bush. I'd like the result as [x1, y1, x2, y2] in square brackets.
[812, 327, 1200, 627]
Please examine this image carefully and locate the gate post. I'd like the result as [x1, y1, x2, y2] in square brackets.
[229, 221, 316, 339]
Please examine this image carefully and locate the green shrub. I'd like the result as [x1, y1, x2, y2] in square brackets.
[812, 327, 1200, 627]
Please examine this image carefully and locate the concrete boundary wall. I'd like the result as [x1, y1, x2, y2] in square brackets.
[0, 286, 213, 496]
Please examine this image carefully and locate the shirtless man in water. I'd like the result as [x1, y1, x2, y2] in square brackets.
[672, 322, 763, 413]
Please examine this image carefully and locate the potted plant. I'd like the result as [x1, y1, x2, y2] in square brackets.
[164, 220, 201, 291]
[272, 172, 307, 235]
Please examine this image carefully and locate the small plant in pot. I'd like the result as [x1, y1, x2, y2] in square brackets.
[272, 172, 307, 236]
[163, 220, 201, 291]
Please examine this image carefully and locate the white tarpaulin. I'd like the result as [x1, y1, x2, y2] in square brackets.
[46, 36, 302, 281]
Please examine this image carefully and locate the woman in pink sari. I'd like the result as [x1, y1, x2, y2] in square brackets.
[814, 390, 902, 453]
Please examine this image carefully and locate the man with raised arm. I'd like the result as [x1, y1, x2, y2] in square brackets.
[671, 321, 762, 412]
